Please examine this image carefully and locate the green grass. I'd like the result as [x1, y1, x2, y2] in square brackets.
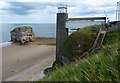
[40, 27, 120, 82]
[42, 43, 119, 82]
[103, 28, 120, 46]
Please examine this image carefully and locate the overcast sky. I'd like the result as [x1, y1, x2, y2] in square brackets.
[0, 0, 119, 23]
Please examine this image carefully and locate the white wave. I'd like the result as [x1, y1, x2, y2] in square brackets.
[0, 42, 12, 47]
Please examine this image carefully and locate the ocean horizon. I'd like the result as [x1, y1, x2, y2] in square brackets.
[1, 23, 56, 44]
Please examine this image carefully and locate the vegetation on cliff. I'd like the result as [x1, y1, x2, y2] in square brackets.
[41, 26, 120, 82]
[60, 25, 98, 61]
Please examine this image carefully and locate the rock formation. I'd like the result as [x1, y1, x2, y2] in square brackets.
[10, 26, 35, 44]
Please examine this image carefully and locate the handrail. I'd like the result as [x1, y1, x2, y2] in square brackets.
[93, 28, 101, 48]
[99, 30, 106, 47]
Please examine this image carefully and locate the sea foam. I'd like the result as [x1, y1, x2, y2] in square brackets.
[0, 42, 12, 47]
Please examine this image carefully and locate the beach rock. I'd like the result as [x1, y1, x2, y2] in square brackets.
[10, 26, 35, 44]
[43, 67, 52, 75]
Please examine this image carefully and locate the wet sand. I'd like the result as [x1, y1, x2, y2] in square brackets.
[2, 40, 56, 81]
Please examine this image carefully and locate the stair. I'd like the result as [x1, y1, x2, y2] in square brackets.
[78, 27, 107, 60]
[93, 28, 106, 48]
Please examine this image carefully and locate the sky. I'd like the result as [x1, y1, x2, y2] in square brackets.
[0, 0, 119, 23]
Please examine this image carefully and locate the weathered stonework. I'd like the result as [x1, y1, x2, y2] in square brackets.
[10, 26, 35, 44]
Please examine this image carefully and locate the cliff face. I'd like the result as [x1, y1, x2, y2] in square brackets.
[10, 26, 35, 44]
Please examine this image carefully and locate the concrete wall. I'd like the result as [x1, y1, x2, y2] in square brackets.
[66, 21, 105, 29]
[56, 13, 68, 61]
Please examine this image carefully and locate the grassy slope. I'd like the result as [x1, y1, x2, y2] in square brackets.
[41, 27, 120, 82]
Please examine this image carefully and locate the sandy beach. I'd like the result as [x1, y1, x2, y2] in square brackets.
[2, 38, 56, 81]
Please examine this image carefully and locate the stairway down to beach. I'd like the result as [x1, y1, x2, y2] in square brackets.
[93, 28, 106, 48]
[79, 27, 107, 60]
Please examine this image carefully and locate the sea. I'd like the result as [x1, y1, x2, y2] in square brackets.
[0, 22, 89, 47]
[0, 23, 56, 47]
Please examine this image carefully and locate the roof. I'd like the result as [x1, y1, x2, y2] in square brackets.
[68, 17, 106, 20]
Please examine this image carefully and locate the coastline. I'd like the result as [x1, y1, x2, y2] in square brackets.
[0, 37, 56, 47]
[2, 38, 56, 81]
[1, 37, 56, 47]
[0, 42, 12, 47]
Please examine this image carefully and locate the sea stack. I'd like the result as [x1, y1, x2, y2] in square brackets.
[10, 26, 35, 44]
